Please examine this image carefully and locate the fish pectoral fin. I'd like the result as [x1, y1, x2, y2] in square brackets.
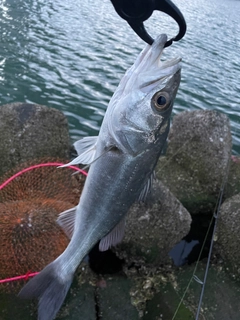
[57, 206, 77, 239]
[60, 136, 98, 167]
[138, 171, 155, 203]
[99, 217, 126, 252]
[74, 136, 98, 156]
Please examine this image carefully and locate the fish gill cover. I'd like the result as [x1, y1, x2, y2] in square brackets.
[0, 159, 86, 291]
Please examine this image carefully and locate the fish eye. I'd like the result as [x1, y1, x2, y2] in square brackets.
[152, 91, 170, 112]
[157, 95, 167, 105]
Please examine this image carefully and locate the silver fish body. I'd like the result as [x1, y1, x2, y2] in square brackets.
[19, 34, 181, 320]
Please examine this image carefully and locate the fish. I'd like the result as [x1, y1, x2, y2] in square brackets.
[18, 33, 181, 320]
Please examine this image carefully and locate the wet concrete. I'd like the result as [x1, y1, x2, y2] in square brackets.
[1, 258, 240, 320]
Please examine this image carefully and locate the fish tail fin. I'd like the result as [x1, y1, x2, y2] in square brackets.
[18, 262, 73, 320]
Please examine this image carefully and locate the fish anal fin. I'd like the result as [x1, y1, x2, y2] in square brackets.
[57, 206, 77, 239]
[99, 217, 126, 252]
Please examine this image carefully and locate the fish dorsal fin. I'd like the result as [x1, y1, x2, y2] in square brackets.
[60, 136, 98, 167]
[138, 171, 155, 203]
[99, 217, 126, 252]
[57, 206, 77, 239]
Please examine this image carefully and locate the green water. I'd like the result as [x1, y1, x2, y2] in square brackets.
[0, 0, 239, 152]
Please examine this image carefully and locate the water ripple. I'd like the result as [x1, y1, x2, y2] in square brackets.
[0, 0, 239, 153]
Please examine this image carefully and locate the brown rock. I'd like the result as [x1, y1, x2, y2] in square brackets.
[115, 179, 192, 266]
[0, 102, 70, 177]
[217, 193, 240, 272]
[156, 110, 232, 214]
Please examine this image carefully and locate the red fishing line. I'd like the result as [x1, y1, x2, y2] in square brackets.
[0, 272, 39, 284]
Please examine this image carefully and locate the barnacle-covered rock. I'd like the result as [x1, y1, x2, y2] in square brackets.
[156, 110, 232, 214]
[115, 179, 192, 266]
[0, 102, 70, 177]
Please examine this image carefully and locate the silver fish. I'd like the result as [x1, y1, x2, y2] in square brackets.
[18, 34, 181, 320]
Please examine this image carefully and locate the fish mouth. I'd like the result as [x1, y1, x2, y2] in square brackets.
[140, 57, 181, 93]
[127, 34, 181, 94]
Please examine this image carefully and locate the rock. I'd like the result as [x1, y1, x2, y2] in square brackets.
[2, 260, 240, 320]
[96, 275, 139, 320]
[156, 110, 232, 214]
[0, 102, 70, 177]
[142, 281, 194, 320]
[0, 293, 36, 320]
[173, 261, 240, 320]
[217, 193, 240, 273]
[225, 156, 240, 199]
[57, 282, 96, 320]
[115, 179, 192, 266]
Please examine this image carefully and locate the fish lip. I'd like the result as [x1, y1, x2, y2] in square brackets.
[113, 34, 181, 97]
[165, 68, 181, 95]
[135, 34, 182, 92]
[139, 58, 181, 91]
[138, 34, 167, 65]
